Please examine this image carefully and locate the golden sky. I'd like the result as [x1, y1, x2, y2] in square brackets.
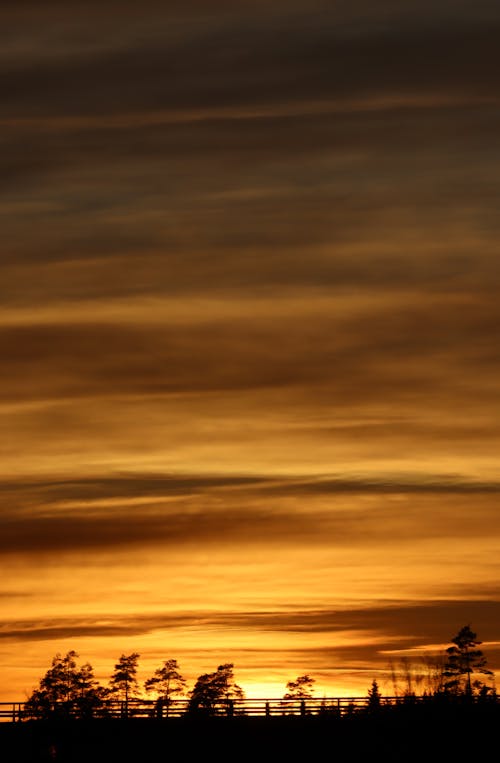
[2, 0, 500, 701]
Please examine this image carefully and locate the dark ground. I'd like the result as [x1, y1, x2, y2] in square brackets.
[0, 705, 497, 763]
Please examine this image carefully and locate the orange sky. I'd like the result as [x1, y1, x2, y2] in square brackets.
[2, 0, 500, 702]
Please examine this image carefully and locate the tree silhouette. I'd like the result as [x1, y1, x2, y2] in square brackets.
[188, 663, 244, 715]
[40, 650, 81, 703]
[109, 653, 141, 707]
[144, 659, 186, 715]
[280, 674, 315, 715]
[444, 625, 493, 696]
[24, 651, 106, 718]
[387, 655, 446, 698]
[283, 674, 316, 699]
[367, 679, 382, 710]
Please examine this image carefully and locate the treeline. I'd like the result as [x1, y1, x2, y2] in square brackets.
[23, 624, 496, 719]
[24, 657, 243, 718]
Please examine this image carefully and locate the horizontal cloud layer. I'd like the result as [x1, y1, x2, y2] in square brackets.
[3, 471, 500, 556]
[4, 600, 500, 668]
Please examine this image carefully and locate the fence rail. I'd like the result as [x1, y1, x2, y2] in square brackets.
[1, 694, 496, 722]
[0, 697, 366, 722]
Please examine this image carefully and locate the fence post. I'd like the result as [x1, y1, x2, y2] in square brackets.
[265, 701, 270, 717]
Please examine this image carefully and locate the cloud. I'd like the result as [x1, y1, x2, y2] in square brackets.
[0, 506, 312, 555]
[3, 600, 500, 651]
[1, 291, 499, 407]
[5, 471, 500, 506]
[3, 3, 500, 120]
[2, 471, 500, 556]
[1, 0, 500, 283]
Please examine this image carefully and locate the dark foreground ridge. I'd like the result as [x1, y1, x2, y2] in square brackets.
[1, 702, 499, 763]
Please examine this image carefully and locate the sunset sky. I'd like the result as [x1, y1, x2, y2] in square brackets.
[2, 0, 500, 702]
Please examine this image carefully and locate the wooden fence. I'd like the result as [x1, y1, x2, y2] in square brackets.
[0, 694, 489, 722]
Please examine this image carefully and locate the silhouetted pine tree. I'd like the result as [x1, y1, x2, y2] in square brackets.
[444, 625, 493, 696]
